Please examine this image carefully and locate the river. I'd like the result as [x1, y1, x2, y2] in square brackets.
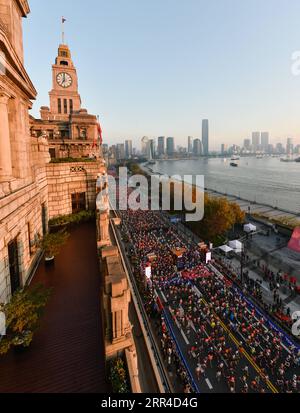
[150, 157, 300, 215]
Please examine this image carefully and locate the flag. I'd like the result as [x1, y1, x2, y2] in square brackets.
[62, 17, 66, 24]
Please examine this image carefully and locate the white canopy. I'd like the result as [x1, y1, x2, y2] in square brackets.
[219, 245, 233, 253]
[244, 223, 257, 233]
[229, 240, 243, 251]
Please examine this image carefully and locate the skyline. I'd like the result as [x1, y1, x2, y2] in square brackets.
[23, 0, 300, 150]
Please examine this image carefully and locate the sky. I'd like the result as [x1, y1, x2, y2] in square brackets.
[23, 0, 300, 150]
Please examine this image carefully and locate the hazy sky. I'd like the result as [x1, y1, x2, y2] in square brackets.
[23, 0, 300, 150]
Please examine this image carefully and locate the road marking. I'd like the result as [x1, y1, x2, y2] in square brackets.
[205, 378, 213, 390]
[160, 289, 167, 303]
[190, 321, 197, 333]
[181, 329, 190, 345]
[193, 286, 203, 298]
[199, 297, 279, 394]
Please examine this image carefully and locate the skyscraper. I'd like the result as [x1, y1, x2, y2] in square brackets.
[125, 140, 133, 159]
[261, 132, 269, 152]
[141, 136, 150, 157]
[252, 132, 260, 152]
[166, 137, 175, 157]
[188, 136, 194, 154]
[287, 138, 294, 155]
[157, 137, 165, 157]
[202, 120, 209, 156]
[243, 139, 251, 151]
[116, 143, 125, 160]
[149, 139, 155, 160]
[193, 139, 202, 156]
[221, 144, 227, 155]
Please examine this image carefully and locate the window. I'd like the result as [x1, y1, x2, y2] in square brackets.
[58, 98, 62, 114]
[60, 51, 68, 57]
[60, 61, 68, 66]
[69, 99, 73, 113]
[49, 148, 56, 159]
[72, 193, 86, 214]
[64, 99, 68, 114]
[8, 239, 21, 295]
[27, 223, 33, 256]
[41, 203, 47, 237]
[61, 130, 69, 139]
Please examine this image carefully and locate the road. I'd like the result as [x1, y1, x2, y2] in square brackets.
[118, 209, 300, 394]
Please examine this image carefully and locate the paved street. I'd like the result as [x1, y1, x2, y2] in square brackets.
[119, 209, 300, 393]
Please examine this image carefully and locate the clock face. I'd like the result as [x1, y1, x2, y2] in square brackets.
[56, 72, 72, 88]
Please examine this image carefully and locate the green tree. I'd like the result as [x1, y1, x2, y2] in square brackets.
[189, 195, 245, 244]
[0, 285, 51, 355]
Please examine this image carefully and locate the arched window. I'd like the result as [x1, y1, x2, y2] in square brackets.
[60, 61, 69, 66]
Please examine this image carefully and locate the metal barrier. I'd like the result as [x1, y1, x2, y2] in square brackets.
[110, 218, 173, 393]
[162, 308, 201, 393]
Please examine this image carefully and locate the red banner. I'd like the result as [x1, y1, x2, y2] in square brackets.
[288, 227, 300, 253]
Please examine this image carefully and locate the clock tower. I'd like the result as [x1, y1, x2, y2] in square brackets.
[47, 44, 82, 121]
[34, 35, 101, 160]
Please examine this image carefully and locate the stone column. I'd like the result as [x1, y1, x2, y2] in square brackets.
[0, 92, 12, 180]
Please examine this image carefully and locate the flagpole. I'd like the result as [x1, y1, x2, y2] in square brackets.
[62, 17, 65, 44]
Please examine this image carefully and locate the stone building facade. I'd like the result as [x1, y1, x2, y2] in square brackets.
[0, 0, 51, 303]
[0, 1, 104, 303]
[46, 160, 103, 219]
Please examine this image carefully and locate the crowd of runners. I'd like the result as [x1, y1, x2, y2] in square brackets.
[119, 209, 300, 393]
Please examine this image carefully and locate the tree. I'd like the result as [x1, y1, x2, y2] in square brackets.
[40, 230, 69, 259]
[188, 195, 245, 244]
[0, 285, 51, 355]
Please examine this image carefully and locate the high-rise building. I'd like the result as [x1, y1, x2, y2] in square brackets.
[276, 143, 284, 154]
[188, 136, 194, 154]
[116, 143, 125, 160]
[261, 132, 269, 152]
[252, 132, 260, 152]
[149, 139, 155, 160]
[287, 138, 294, 155]
[243, 139, 251, 151]
[166, 137, 175, 157]
[193, 139, 202, 156]
[125, 140, 133, 159]
[141, 136, 150, 156]
[157, 137, 165, 156]
[202, 120, 209, 156]
[267, 144, 274, 154]
[221, 144, 227, 155]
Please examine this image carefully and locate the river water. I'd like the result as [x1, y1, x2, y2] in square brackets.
[151, 157, 300, 214]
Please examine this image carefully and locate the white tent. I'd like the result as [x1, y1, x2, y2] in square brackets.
[244, 223, 257, 233]
[219, 245, 233, 254]
[229, 240, 243, 252]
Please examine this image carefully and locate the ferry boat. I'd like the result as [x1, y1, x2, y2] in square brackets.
[231, 155, 240, 161]
[280, 157, 294, 162]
